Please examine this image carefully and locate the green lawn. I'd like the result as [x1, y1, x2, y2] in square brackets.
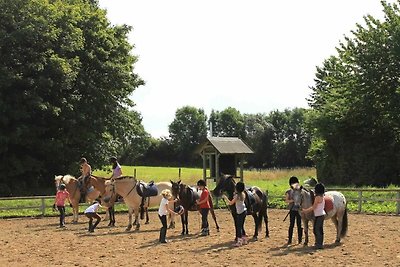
[0, 166, 398, 218]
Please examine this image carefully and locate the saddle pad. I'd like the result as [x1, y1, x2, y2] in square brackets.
[324, 196, 334, 213]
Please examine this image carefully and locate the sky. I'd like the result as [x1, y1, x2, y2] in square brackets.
[98, 0, 390, 138]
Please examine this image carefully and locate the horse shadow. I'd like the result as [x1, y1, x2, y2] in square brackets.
[269, 242, 343, 256]
[191, 239, 241, 253]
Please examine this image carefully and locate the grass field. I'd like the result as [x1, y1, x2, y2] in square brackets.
[0, 166, 398, 218]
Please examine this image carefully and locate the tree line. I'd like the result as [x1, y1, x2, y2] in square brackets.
[1, 0, 400, 195]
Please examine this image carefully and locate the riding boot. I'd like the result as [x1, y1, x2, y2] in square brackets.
[298, 228, 303, 244]
[287, 228, 293, 244]
[92, 219, 100, 231]
[88, 221, 93, 232]
[160, 227, 167, 243]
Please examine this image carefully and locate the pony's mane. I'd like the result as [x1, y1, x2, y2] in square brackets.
[54, 174, 76, 184]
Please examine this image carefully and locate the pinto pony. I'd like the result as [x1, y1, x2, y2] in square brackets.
[170, 180, 220, 235]
[102, 176, 175, 231]
[54, 175, 100, 223]
[291, 184, 348, 245]
[213, 174, 269, 239]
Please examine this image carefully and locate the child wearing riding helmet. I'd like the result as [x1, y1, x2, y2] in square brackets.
[302, 183, 326, 249]
[158, 189, 178, 243]
[109, 156, 122, 179]
[53, 184, 72, 228]
[285, 176, 302, 245]
[223, 181, 248, 247]
[196, 179, 210, 236]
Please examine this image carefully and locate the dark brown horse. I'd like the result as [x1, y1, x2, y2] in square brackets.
[171, 180, 220, 235]
[213, 174, 269, 240]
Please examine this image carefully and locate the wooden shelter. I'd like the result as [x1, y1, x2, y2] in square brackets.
[197, 137, 254, 183]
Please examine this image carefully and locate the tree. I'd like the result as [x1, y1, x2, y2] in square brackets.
[209, 107, 245, 138]
[308, 0, 400, 185]
[168, 106, 208, 165]
[0, 0, 144, 195]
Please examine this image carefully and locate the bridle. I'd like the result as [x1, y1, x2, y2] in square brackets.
[106, 177, 137, 202]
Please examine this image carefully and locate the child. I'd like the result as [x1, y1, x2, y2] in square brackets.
[109, 156, 122, 179]
[285, 176, 302, 245]
[223, 181, 247, 247]
[302, 183, 326, 249]
[53, 184, 71, 228]
[196, 179, 210, 236]
[84, 199, 105, 232]
[158, 189, 178, 243]
[78, 157, 92, 202]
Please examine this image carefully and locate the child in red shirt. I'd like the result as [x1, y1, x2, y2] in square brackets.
[196, 179, 210, 236]
[53, 184, 71, 228]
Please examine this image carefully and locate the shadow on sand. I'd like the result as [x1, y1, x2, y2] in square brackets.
[269, 242, 343, 256]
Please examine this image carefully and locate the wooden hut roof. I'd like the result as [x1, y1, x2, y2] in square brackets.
[197, 137, 254, 154]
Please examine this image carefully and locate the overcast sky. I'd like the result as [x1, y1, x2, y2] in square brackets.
[98, 0, 389, 138]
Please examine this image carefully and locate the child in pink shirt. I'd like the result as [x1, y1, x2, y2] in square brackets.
[53, 184, 71, 228]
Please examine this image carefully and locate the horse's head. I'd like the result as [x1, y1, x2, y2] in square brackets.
[102, 180, 115, 205]
[290, 183, 303, 209]
[213, 174, 235, 199]
[170, 180, 181, 198]
[304, 177, 317, 188]
[54, 175, 63, 191]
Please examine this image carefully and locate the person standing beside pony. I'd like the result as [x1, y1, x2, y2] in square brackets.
[301, 183, 326, 249]
[285, 176, 302, 245]
[53, 184, 72, 228]
[196, 179, 210, 236]
[158, 189, 178, 243]
[223, 181, 248, 247]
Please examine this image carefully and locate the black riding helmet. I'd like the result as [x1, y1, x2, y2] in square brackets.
[289, 176, 299, 185]
[197, 179, 206, 187]
[235, 181, 245, 193]
[109, 156, 117, 163]
[315, 183, 325, 195]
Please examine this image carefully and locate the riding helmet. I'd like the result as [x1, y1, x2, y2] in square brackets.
[109, 156, 117, 163]
[59, 184, 66, 190]
[315, 183, 325, 195]
[289, 176, 299, 185]
[197, 179, 206, 187]
[235, 181, 245, 193]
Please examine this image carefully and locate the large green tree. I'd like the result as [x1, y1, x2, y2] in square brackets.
[168, 106, 208, 165]
[308, 0, 400, 185]
[0, 0, 144, 195]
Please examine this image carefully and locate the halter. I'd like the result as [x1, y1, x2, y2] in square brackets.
[107, 177, 138, 201]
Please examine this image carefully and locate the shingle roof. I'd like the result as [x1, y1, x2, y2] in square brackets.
[198, 137, 254, 154]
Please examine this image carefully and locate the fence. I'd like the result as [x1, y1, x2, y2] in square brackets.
[0, 188, 399, 216]
[266, 188, 400, 215]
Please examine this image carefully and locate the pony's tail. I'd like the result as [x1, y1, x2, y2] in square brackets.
[340, 208, 348, 238]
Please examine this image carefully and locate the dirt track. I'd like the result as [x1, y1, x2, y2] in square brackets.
[0, 209, 399, 267]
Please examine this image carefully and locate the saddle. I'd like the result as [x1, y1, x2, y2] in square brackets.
[244, 189, 257, 215]
[324, 196, 334, 213]
[136, 181, 158, 198]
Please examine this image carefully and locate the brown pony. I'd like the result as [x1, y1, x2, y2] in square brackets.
[54, 175, 100, 223]
[171, 180, 220, 235]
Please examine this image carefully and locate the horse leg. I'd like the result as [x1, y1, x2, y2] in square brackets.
[111, 205, 116, 226]
[303, 219, 309, 246]
[134, 208, 141, 230]
[145, 208, 150, 224]
[252, 214, 259, 239]
[125, 207, 133, 231]
[73, 203, 78, 224]
[264, 210, 269, 238]
[180, 213, 185, 235]
[334, 211, 343, 243]
[210, 207, 220, 232]
[185, 210, 189, 235]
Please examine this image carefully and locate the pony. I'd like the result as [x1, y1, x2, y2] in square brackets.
[170, 180, 220, 235]
[291, 183, 348, 245]
[54, 175, 100, 223]
[213, 174, 269, 240]
[102, 176, 175, 231]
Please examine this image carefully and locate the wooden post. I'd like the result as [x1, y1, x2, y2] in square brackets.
[396, 191, 400, 215]
[134, 168, 136, 179]
[202, 153, 206, 180]
[178, 168, 181, 178]
[240, 155, 244, 182]
[358, 190, 362, 213]
[41, 197, 46, 216]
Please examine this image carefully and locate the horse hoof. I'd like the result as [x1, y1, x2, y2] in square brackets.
[145, 221, 149, 225]
[335, 239, 341, 244]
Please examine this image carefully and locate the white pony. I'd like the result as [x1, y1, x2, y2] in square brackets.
[291, 183, 348, 245]
[54, 175, 100, 223]
[102, 176, 175, 231]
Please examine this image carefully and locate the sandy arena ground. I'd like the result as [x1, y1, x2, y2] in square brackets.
[0, 209, 399, 267]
